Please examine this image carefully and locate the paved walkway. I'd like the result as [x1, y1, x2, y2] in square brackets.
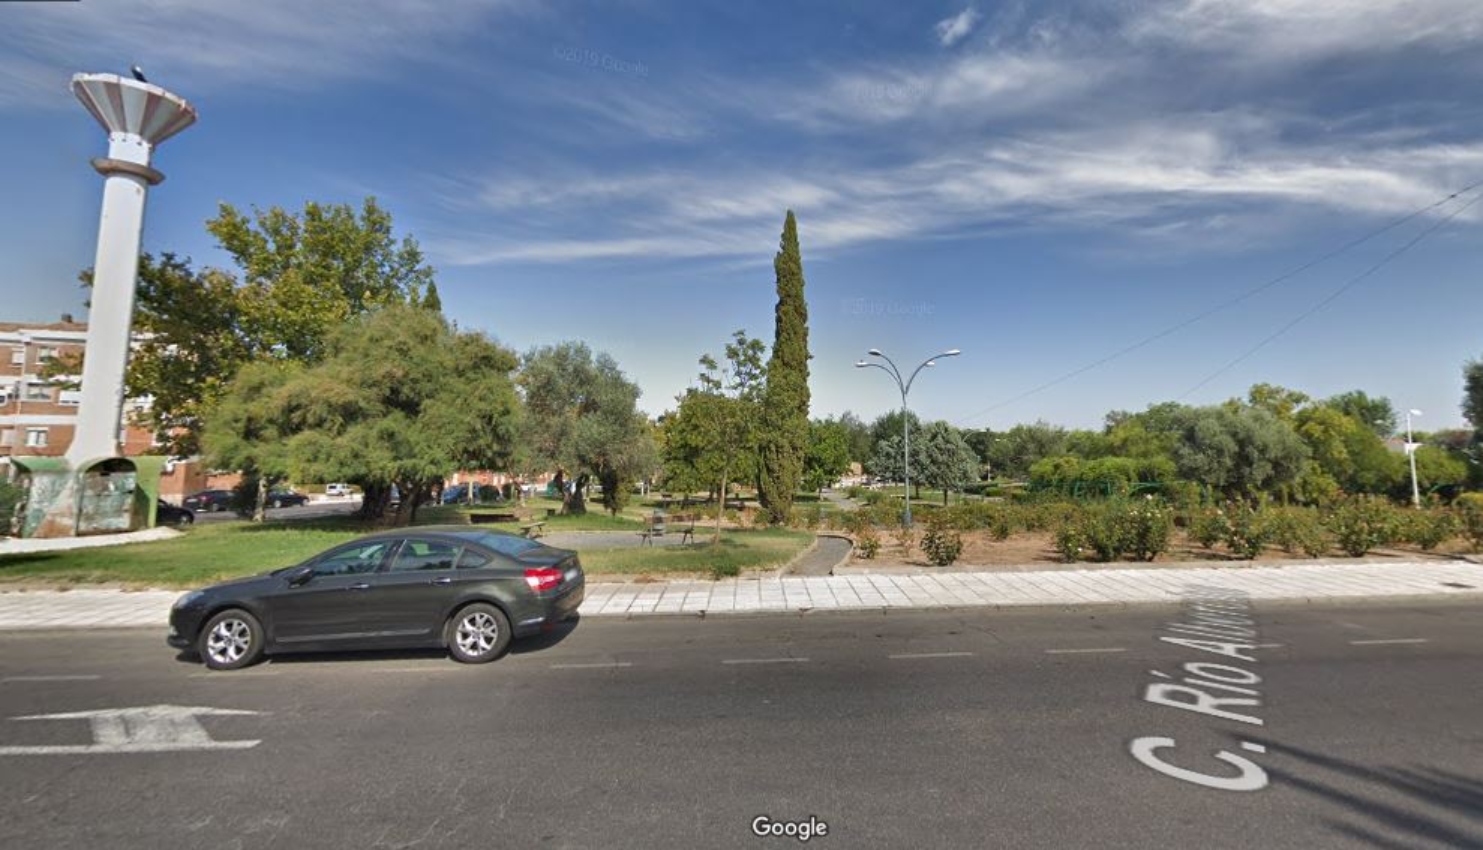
[1, 560, 1479, 630]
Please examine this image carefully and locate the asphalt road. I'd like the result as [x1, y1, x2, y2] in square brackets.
[1, 600, 1480, 849]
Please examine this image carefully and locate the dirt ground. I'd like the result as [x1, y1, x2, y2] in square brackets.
[850, 529, 1477, 571]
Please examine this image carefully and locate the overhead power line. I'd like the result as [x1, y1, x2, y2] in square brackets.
[1177, 190, 1482, 401]
[955, 179, 1483, 425]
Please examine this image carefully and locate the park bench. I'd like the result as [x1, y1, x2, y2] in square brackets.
[520, 521, 546, 539]
[639, 512, 696, 546]
[469, 511, 519, 525]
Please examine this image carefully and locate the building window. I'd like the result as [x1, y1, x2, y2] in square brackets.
[23, 384, 52, 402]
[24, 428, 48, 448]
[8, 347, 21, 365]
[0, 428, 13, 447]
[37, 346, 58, 362]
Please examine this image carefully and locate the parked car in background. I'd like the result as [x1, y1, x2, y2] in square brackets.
[167, 527, 585, 670]
[155, 500, 194, 527]
[267, 489, 309, 508]
[325, 483, 352, 497]
[182, 489, 236, 512]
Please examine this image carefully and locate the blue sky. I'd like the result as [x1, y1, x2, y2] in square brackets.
[2, 0, 1482, 432]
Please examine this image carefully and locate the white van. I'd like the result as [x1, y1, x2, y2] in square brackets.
[325, 483, 352, 497]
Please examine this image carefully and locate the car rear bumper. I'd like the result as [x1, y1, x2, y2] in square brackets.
[512, 579, 584, 638]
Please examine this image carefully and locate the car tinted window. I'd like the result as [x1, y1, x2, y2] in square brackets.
[310, 541, 393, 576]
[473, 532, 543, 557]
[390, 540, 460, 572]
[456, 548, 493, 569]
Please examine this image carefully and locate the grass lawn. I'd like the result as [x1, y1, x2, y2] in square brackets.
[0, 510, 813, 588]
[580, 528, 813, 578]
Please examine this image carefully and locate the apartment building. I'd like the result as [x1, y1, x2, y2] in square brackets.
[0, 318, 154, 465]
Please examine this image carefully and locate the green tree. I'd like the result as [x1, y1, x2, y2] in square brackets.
[519, 342, 652, 516]
[988, 421, 1069, 480]
[78, 254, 250, 457]
[837, 410, 874, 466]
[1170, 406, 1309, 502]
[422, 280, 443, 313]
[915, 421, 980, 504]
[1465, 358, 1483, 440]
[207, 197, 435, 362]
[758, 211, 812, 524]
[1324, 390, 1397, 438]
[203, 306, 520, 524]
[802, 418, 853, 494]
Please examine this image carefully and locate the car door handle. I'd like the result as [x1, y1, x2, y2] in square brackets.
[348, 583, 372, 591]
[431, 577, 453, 586]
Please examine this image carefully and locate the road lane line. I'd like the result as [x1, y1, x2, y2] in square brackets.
[888, 652, 976, 660]
[721, 658, 810, 665]
[550, 662, 634, 670]
[2, 675, 103, 682]
[1045, 647, 1127, 655]
[1348, 638, 1428, 645]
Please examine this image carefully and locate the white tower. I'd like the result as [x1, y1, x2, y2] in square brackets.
[67, 73, 196, 463]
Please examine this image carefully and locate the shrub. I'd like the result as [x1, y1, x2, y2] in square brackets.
[1054, 522, 1087, 563]
[1224, 505, 1269, 560]
[1455, 493, 1483, 551]
[711, 561, 741, 579]
[837, 511, 869, 535]
[1395, 509, 1456, 551]
[920, 517, 964, 566]
[1265, 506, 1327, 558]
[1077, 503, 1128, 563]
[1122, 498, 1173, 562]
[989, 510, 1014, 541]
[1189, 507, 1230, 550]
[854, 527, 881, 559]
[1328, 496, 1398, 557]
[1, 478, 23, 536]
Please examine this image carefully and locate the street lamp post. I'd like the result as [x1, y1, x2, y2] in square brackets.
[855, 347, 961, 527]
[1406, 408, 1423, 508]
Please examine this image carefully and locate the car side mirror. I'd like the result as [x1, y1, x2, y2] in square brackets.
[286, 566, 315, 587]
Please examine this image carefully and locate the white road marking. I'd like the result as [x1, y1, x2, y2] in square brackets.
[1251, 643, 1284, 649]
[888, 652, 976, 660]
[722, 657, 810, 665]
[1045, 647, 1127, 655]
[550, 662, 634, 670]
[1348, 638, 1428, 646]
[2, 675, 102, 683]
[0, 704, 261, 756]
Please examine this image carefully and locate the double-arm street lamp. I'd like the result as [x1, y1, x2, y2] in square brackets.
[855, 347, 961, 527]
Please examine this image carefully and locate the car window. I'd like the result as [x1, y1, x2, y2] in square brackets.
[310, 540, 393, 577]
[473, 532, 543, 557]
[456, 548, 493, 570]
[390, 540, 460, 572]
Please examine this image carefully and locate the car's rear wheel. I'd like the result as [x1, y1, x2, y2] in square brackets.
[199, 609, 265, 670]
[446, 603, 511, 664]
[271, 499, 282, 509]
[177, 513, 194, 526]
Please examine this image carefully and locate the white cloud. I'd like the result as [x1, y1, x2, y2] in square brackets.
[935, 8, 982, 47]
[0, 0, 527, 107]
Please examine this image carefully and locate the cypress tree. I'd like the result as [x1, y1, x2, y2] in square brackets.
[758, 211, 811, 524]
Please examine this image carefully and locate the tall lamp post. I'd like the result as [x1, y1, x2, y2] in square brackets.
[855, 347, 960, 527]
[1405, 408, 1423, 508]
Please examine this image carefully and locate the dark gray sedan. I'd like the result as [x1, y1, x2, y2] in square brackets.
[168, 526, 584, 670]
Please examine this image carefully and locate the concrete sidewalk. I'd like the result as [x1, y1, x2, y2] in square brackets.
[1, 559, 1480, 630]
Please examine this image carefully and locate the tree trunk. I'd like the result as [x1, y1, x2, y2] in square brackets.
[714, 462, 730, 544]
[253, 476, 268, 524]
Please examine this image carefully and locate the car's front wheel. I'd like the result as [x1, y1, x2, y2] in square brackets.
[177, 513, 194, 526]
[199, 609, 265, 670]
[446, 603, 511, 664]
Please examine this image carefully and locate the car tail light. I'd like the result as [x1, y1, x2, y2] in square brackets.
[524, 568, 563, 593]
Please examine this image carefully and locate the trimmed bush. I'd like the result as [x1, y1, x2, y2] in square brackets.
[1224, 505, 1269, 560]
[1265, 506, 1328, 558]
[854, 527, 881, 559]
[921, 517, 964, 566]
[1189, 507, 1230, 550]
[1328, 496, 1398, 557]
[1456, 493, 1483, 551]
[1395, 509, 1456, 551]
[1122, 499, 1173, 562]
